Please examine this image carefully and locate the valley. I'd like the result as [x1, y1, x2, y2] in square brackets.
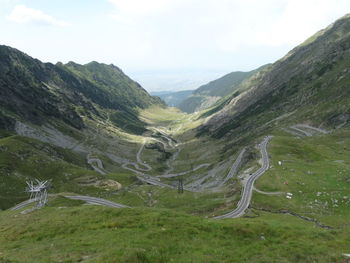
[0, 13, 350, 263]
[1, 102, 349, 262]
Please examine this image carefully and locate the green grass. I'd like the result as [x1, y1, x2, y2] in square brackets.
[1, 80, 350, 262]
[47, 195, 85, 207]
[253, 128, 350, 227]
[0, 133, 125, 210]
[139, 106, 188, 127]
[0, 205, 349, 263]
[105, 185, 236, 215]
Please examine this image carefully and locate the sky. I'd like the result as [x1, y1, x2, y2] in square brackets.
[1, 0, 350, 91]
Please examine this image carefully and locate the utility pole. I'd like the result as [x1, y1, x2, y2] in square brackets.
[178, 177, 184, 194]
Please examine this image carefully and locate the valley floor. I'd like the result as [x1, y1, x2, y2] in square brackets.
[1, 106, 350, 263]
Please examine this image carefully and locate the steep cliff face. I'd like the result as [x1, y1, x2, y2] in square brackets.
[201, 14, 350, 138]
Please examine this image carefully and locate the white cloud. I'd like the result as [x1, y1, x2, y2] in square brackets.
[107, 0, 350, 53]
[257, 0, 350, 47]
[7, 5, 70, 26]
[2, 0, 349, 90]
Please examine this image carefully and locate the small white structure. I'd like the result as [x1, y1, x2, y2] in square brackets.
[286, 192, 293, 199]
[278, 161, 282, 166]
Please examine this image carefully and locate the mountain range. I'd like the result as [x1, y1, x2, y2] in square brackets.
[0, 14, 350, 263]
[200, 13, 350, 139]
[0, 45, 163, 135]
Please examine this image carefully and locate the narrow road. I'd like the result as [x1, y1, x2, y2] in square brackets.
[214, 136, 272, 219]
[64, 195, 130, 208]
[253, 187, 283, 195]
[135, 139, 152, 171]
[136, 176, 177, 189]
[185, 148, 246, 191]
[10, 199, 37, 211]
[123, 162, 197, 192]
[10, 195, 129, 210]
[287, 124, 329, 137]
[87, 154, 107, 175]
[295, 124, 328, 134]
[128, 127, 206, 191]
[157, 163, 210, 178]
[290, 126, 312, 137]
[219, 148, 246, 186]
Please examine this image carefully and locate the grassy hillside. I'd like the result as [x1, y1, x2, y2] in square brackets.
[178, 68, 263, 113]
[1, 96, 350, 263]
[252, 128, 350, 227]
[1, 14, 350, 263]
[0, 205, 348, 263]
[201, 14, 350, 139]
[63, 61, 163, 110]
[0, 45, 163, 135]
[0, 129, 137, 210]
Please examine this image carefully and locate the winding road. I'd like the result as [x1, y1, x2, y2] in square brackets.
[10, 195, 129, 210]
[11, 113, 276, 219]
[287, 124, 329, 137]
[214, 136, 272, 219]
[128, 127, 207, 191]
[87, 154, 107, 175]
[135, 139, 152, 171]
[157, 163, 210, 178]
[290, 125, 312, 137]
[10, 199, 38, 211]
[10, 134, 273, 219]
[219, 148, 246, 186]
[64, 195, 129, 208]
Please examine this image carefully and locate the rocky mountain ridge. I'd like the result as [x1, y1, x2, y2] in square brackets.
[200, 14, 350, 139]
[0, 45, 163, 135]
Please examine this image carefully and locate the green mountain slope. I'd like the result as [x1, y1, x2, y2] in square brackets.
[0, 45, 163, 135]
[0, 46, 85, 130]
[62, 61, 162, 110]
[0, 130, 118, 210]
[1, 14, 350, 263]
[200, 14, 350, 139]
[0, 45, 163, 210]
[178, 68, 263, 113]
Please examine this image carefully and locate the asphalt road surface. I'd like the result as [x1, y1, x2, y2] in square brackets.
[64, 195, 130, 208]
[219, 148, 246, 186]
[10, 195, 129, 210]
[214, 136, 272, 219]
[10, 199, 37, 211]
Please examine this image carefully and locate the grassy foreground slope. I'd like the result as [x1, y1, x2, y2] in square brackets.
[0, 205, 349, 263]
